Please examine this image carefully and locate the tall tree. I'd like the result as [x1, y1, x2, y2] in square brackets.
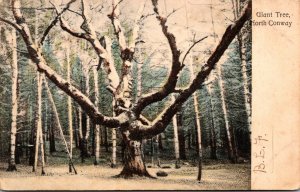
[0, 0, 252, 178]
[7, 28, 18, 172]
[66, 44, 73, 172]
[93, 65, 100, 165]
[206, 84, 217, 159]
[217, 64, 237, 163]
[232, 0, 251, 133]
[171, 94, 180, 168]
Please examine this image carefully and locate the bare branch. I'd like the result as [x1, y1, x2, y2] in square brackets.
[39, 0, 77, 46]
[9, 0, 126, 128]
[129, 0, 252, 140]
[133, 0, 184, 117]
[50, 1, 86, 39]
[182, 36, 208, 65]
[52, 0, 120, 91]
[0, 17, 21, 31]
[108, 0, 127, 51]
[166, 6, 183, 19]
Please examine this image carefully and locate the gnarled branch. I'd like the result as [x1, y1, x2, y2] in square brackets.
[9, 0, 127, 128]
[129, 0, 252, 140]
[133, 0, 184, 117]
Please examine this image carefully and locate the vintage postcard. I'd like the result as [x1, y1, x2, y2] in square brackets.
[0, 0, 299, 190]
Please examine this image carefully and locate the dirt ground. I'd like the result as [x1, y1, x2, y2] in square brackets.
[0, 161, 250, 190]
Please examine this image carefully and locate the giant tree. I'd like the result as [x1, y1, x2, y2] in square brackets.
[0, 0, 252, 178]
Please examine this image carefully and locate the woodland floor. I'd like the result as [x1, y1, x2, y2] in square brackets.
[0, 161, 250, 190]
[0, 143, 250, 190]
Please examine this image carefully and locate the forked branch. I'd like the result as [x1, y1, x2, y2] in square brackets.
[129, 0, 252, 140]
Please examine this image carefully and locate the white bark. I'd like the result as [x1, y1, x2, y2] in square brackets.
[187, 56, 203, 177]
[43, 76, 73, 164]
[111, 128, 117, 167]
[8, 28, 18, 171]
[232, 0, 251, 132]
[111, 100, 117, 167]
[217, 65, 236, 162]
[171, 94, 180, 162]
[93, 66, 100, 165]
[78, 107, 83, 139]
[84, 67, 90, 140]
[240, 36, 251, 131]
[67, 45, 73, 170]
[33, 72, 43, 172]
[39, 112, 45, 174]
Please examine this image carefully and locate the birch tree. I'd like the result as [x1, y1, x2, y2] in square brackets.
[217, 64, 237, 163]
[232, 0, 251, 132]
[0, 0, 252, 178]
[7, 28, 18, 172]
[66, 45, 73, 171]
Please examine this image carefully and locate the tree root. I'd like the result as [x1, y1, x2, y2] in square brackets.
[114, 169, 157, 179]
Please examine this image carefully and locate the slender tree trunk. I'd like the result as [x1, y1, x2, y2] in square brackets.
[78, 108, 86, 162]
[85, 71, 90, 140]
[33, 72, 43, 172]
[171, 94, 180, 168]
[111, 128, 117, 167]
[93, 67, 100, 165]
[207, 84, 217, 160]
[158, 134, 164, 151]
[43, 99, 47, 163]
[66, 45, 73, 172]
[233, 0, 251, 134]
[177, 107, 186, 160]
[217, 65, 237, 163]
[81, 69, 90, 159]
[155, 135, 161, 167]
[49, 114, 56, 153]
[185, 39, 203, 180]
[7, 28, 18, 172]
[29, 102, 35, 166]
[151, 137, 154, 166]
[111, 99, 117, 167]
[43, 77, 77, 173]
[39, 118, 46, 175]
[104, 126, 109, 152]
[15, 133, 21, 164]
[74, 109, 79, 148]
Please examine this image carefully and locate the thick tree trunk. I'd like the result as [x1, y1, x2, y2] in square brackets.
[117, 134, 153, 178]
[7, 28, 18, 172]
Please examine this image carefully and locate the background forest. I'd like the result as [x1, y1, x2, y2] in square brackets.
[0, 0, 251, 190]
